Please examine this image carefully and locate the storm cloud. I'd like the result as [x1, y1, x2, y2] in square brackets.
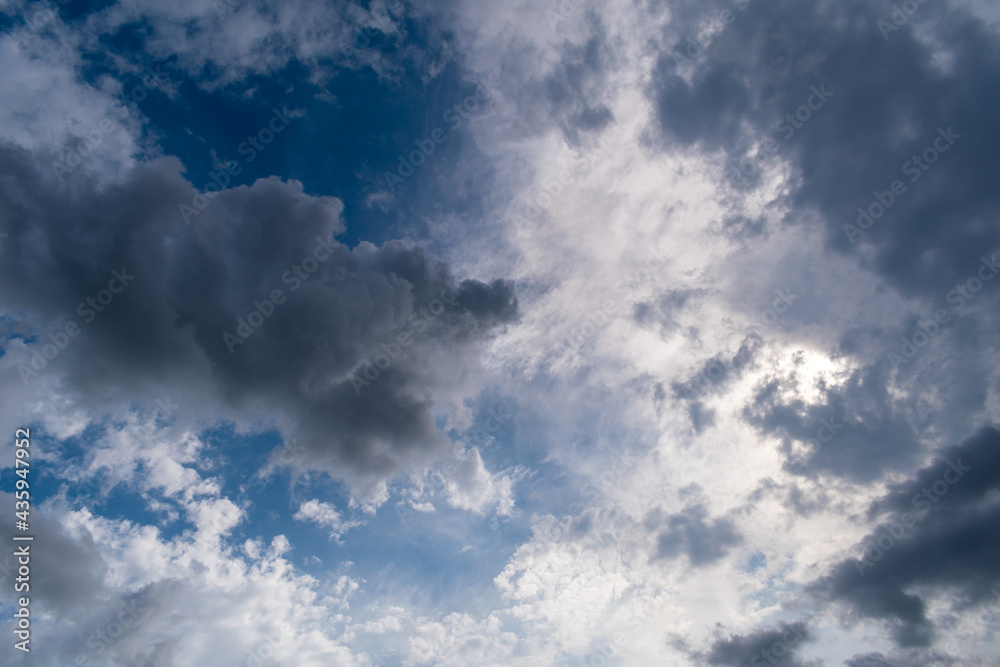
[0, 144, 518, 491]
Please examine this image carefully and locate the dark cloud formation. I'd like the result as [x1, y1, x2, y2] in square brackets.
[742, 359, 921, 482]
[0, 144, 518, 490]
[668, 332, 761, 433]
[845, 649, 982, 666]
[842, 651, 969, 667]
[648, 503, 742, 566]
[649, 0, 1000, 307]
[702, 622, 813, 667]
[646, 1, 1000, 655]
[672, 332, 761, 399]
[809, 427, 1000, 649]
[648, 0, 1000, 485]
[652, 58, 752, 152]
[869, 426, 1000, 520]
[741, 304, 996, 484]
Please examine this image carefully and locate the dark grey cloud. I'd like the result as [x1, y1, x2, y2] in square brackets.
[672, 332, 761, 399]
[843, 654, 894, 667]
[844, 648, 983, 666]
[644, 0, 1000, 491]
[869, 426, 1000, 520]
[648, 503, 742, 566]
[652, 58, 753, 152]
[0, 144, 518, 489]
[742, 359, 922, 482]
[686, 400, 716, 434]
[648, 0, 1000, 309]
[808, 427, 1000, 649]
[701, 622, 813, 667]
[741, 297, 997, 482]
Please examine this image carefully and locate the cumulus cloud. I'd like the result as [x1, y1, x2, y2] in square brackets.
[0, 500, 366, 666]
[0, 145, 518, 498]
[294, 499, 365, 541]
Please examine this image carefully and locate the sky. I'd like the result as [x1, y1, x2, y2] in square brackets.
[1, 0, 999, 665]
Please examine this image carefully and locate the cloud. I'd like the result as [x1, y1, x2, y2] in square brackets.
[540, 15, 616, 145]
[843, 654, 894, 667]
[406, 612, 518, 666]
[649, 0, 1000, 308]
[668, 331, 762, 433]
[2, 0, 1000, 663]
[294, 499, 365, 541]
[742, 359, 923, 482]
[648, 503, 743, 567]
[0, 494, 108, 613]
[701, 622, 813, 667]
[76, 0, 426, 89]
[0, 144, 518, 498]
[0, 500, 367, 666]
[808, 427, 1000, 648]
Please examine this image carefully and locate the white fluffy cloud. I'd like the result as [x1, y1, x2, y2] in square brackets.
[0, 425, 368, 666]
[294, 499, 365, 542]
